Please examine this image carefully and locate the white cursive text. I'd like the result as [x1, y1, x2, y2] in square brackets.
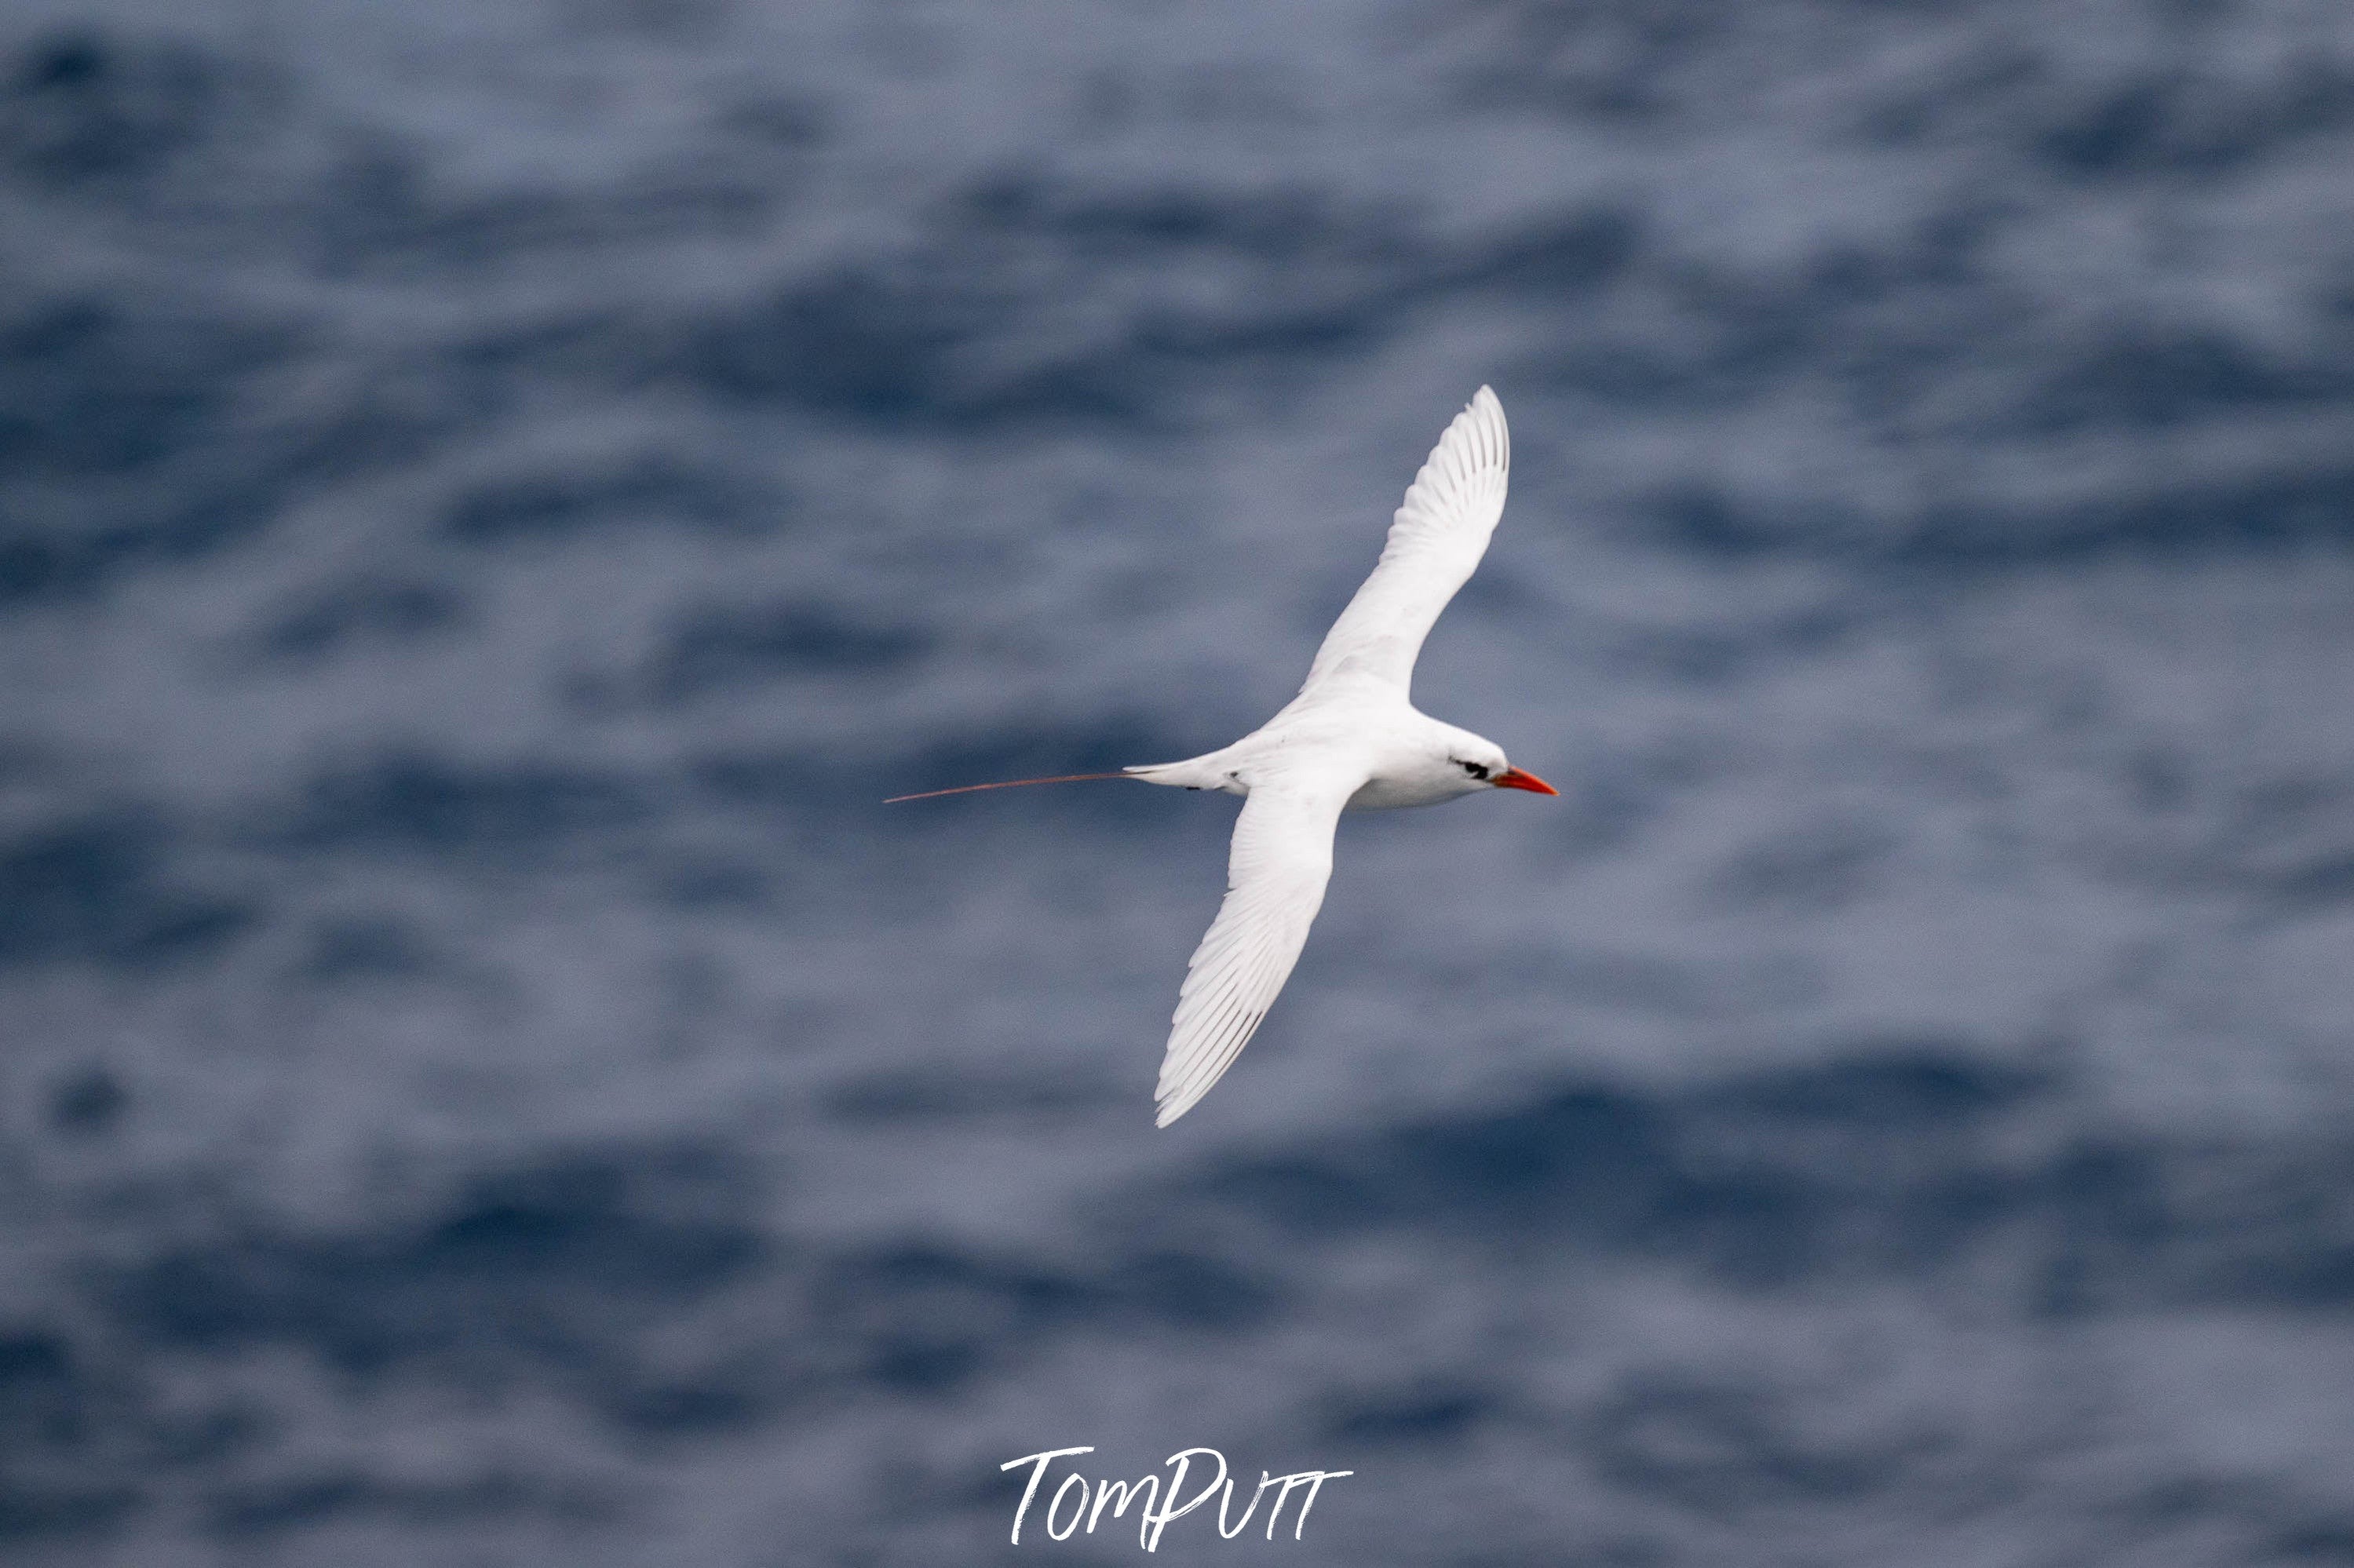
[1000, 1446, 1352, 1552]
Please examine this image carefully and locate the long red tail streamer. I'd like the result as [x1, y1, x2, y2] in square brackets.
[884, 771, 1137, 804]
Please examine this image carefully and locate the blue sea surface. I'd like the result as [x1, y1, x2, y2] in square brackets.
[5, 1, 2354, 1562]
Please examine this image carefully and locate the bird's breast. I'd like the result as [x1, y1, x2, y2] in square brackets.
[1344, 771, 1473, 811]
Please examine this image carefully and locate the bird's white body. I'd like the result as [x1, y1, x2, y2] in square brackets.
[1126, 699, 1502, 812]
[1117, 386, 1556, 1125]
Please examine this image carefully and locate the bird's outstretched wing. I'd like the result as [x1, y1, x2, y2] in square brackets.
[1299, 385, 1510, 696]
[1155, 774, 1356, 1126]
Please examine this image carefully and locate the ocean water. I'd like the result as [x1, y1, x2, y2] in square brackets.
[4, 0, 2354, 1562]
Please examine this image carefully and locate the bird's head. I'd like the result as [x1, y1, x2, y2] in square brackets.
[1441, 732, 1557, 797]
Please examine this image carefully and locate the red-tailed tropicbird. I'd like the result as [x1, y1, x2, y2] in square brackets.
[891, 387, 1555, 1125]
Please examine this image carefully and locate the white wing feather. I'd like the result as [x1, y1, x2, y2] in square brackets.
[1300, 385, 1510, 695]
[1154, 776, 1354, 1127]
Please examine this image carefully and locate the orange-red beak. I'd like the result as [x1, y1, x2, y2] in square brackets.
[1491, 767, 1557, 796]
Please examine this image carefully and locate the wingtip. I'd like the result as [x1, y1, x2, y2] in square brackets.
[1454, 385, 1505, 439]
[1152, 1081, 1193, 1126]
[1442, 385, 1507, 478]
[1155, 1077, 1212, 1126]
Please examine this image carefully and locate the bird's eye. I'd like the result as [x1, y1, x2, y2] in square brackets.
[1461, 760, 1490, 780]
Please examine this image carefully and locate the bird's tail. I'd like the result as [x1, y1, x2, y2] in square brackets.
[1117, 755, 1235, 791]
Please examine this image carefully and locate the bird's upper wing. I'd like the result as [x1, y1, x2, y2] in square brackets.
[1155, 771, 1356, 1127]
[1299, 385, 1510, 696]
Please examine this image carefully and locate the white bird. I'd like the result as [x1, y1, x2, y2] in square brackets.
[890, 387, 1555, 1125]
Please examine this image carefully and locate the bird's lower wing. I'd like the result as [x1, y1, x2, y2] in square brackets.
[1154, 778, 1354, 1126]
[1299, 385, 1509, 696]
